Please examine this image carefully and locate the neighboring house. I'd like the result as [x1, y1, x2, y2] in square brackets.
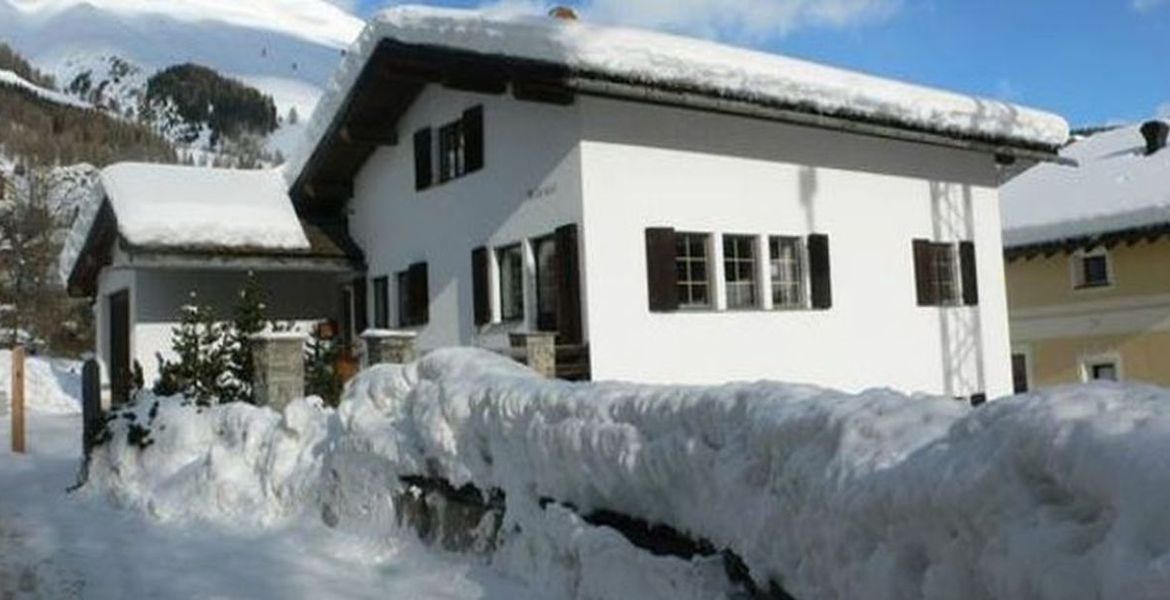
[66, 7, 1071, 400]
[59, 163, 363, 404]
[1002, 120, 1170, 392]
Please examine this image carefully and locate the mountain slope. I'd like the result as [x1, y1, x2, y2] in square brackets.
[0, 0, 363, 117]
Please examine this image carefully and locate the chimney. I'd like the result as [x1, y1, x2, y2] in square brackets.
[1141, 120, 1169, 156]
[548, 6, 579, 21]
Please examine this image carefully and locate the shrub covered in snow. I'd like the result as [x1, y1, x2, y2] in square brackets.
[88, 348, 1170, 599]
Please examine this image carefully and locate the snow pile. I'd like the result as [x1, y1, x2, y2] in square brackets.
[1002, 122, 1170, 247]
[0, 350, 81, 414]
[88, 396, 332, 525]
[87, 348, 1170, 598]
[288, 5, 1067, 183]
[0, 68, 90, 108]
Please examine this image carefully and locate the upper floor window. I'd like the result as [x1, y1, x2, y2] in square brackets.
[1072, 248, 1112, 289]
[724, 235, 759, 309]
[913, 240, 978, 307]
[769, 236, 806, 309]
[675, 232, 711, 309]
[414, 106, 484, 191]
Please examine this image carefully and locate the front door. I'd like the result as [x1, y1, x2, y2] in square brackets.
[108, 290, 131, 406]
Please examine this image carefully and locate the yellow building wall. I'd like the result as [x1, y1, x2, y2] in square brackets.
[1007, 238, 1170, 389]
[1006, 239, 1170, 310]
[1024, 331, 1170, 388]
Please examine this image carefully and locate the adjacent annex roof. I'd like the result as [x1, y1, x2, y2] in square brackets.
[287, 5, 1069, 209]
[1002, 121, 1170, 258]
[60, 163, 361, 296]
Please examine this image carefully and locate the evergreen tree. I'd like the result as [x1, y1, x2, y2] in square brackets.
[304, 326, 342, 407]
[220, 272, 268, 404]
[153, 300, 228, 405]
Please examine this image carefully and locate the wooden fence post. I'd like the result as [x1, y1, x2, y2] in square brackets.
[11, 346, 25, 454]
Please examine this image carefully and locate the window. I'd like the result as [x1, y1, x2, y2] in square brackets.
[1073, 249, 1112, 289]
[373, 277, 389, 329]
[415, 106, 484, 190]
[533, 236, 558, 331]
[724, 235, 759, 309]
[769, 236, 806, 309]
[675, 233, 711, 309]
[1084, 358, 1120, 382]
[913, 240, 977, 307]
[397, 263, 429, 327]
[438, 121, 465, 183]
[1011, 353, 1030, 394]
[497, 245, 524, 322]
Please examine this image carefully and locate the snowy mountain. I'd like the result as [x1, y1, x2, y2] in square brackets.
[0, 0, 363, 118]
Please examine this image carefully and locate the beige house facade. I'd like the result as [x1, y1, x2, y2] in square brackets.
[1002, 120, 1170, 392]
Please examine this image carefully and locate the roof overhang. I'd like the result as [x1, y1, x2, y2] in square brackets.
[1005, 222, 1170, 262]
[291, 39, 1069, 214]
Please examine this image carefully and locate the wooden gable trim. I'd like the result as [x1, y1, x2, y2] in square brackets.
[1005, 222, 1170, 263]
[66, 199, 118, 298]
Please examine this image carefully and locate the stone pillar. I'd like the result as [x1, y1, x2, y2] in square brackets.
[362, 330, 418, 367]
[509, 332, 557, 378]
[250, 332, 306, 410]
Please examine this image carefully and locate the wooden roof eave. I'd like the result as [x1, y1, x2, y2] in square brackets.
[1004, 223, 1170, 262]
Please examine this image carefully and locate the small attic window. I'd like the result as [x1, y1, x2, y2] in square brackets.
[1072, 248, 1112, 290]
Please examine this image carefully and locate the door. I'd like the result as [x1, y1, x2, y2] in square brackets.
[107, 290, 131, 406]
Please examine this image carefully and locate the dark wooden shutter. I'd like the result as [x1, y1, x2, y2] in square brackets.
[463, 106, 484, 173]
[644, 227, 678, 312]
[555, 223, 583, 344]
[808, 234, 832, 310]
[408, 262, 429, 325]
[959, 241, 979, 306]
[373, 277, 389, 329]
[913, 239, 936, 306]
[413, 128, 432, 191]
[353, 277, 368, 335]
[472, 247, 490, 326]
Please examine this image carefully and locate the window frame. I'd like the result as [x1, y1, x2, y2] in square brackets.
[437, 120, 466, 183]
[533, 235, 558, 331]
[675, 232, 712, 310]
[723, 234, 760, 310]
[1011, 348, 1032, 394]
[769, 235, 808, 310]
[396, 271, 412, 328]
[1081, 353, 1122, 383]
[931, 242, 961, 306]
[1071, 248, 1113, 290]
[372, 276, 389, 329]
[496, 244, 525, 323]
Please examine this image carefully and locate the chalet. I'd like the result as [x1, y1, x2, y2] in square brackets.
[1002, 120, 1170, 391]
[64, 6, 1071, 401]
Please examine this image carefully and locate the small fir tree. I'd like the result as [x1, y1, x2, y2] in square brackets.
[304, 324, 343, 407]
[220, 272, 268, 403]
[153, 299, 229, 405]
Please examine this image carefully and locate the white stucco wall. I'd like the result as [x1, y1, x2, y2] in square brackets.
[349, 86, 584, 351]
[95, 266, 341, 388]
[576, 97, 1013, 397]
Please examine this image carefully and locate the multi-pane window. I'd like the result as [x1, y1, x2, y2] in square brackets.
[724, 235, 759, 309]
[932, 243, 960, 305]
[1074, 250, 1111, 289]
[1087, 360, 1119, 382]
[438, 121, 466, 183]
[674, 233, 711, 308]
[497, 245, 524, 322]
[769, 236, 805, 309]
[534, 236, 558, 331]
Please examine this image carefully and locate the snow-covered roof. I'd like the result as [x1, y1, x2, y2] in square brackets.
[287, 5, 1068, 185]
[1002, 122, 1170, 249]
[59, 163, 311, 287]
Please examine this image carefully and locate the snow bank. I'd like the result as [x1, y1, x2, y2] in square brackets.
[88, 349, 1170, 598]
[287, 6, 1067, 184]
[1002, 122, 1170, 247]
[0, 350, 81, 414]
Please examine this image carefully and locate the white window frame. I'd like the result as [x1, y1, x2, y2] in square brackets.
[722, 234, 761, 310]
[1080, 352, 1123, 383]
[495, 244, 525, 323]
[1070, 247, 1113, 291]
[768, 235, 808, 310]
[676, 232, 713, 310]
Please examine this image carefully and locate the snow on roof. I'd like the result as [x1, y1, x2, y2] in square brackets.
[287, 5, 1069, 184]
[0, 69, 90, 108]
[59, 163, 310, 285]
[1002, 122, 1170, 248]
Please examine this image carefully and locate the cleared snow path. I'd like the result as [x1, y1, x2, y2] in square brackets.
[0, 414, 539, 599]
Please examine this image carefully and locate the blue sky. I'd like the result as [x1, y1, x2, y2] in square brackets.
[346, 0, 1170, 129]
